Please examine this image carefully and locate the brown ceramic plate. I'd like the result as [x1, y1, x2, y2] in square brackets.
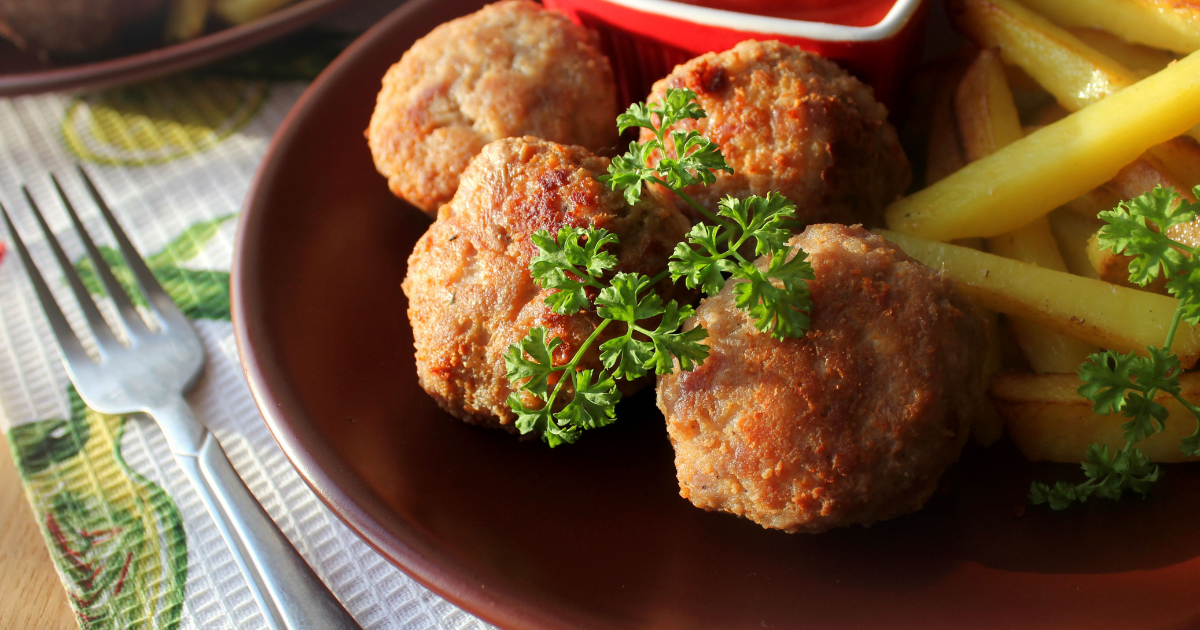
[0, 0, 357, 96]
[231, 0, 1200, 627]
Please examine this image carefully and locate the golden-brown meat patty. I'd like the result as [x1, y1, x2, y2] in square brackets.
[644, 40, 910, 227]
[368, 0, 618, 215]
[656, 224, 986, 533]
[403, 137, 690, 431]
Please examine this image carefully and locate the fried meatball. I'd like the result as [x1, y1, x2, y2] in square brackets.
[656, 224, 986, 533]
[644, 40, 910, 227]
[368, 0, 618, 215]
[404, 137, 690, 430]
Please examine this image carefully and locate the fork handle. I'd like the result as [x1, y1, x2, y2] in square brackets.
[152, 396, 360, 630]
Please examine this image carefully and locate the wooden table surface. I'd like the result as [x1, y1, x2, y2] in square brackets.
[0, 433, 76, 630]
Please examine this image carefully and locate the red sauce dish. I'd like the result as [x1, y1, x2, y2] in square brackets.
[544, 0, 928, 107]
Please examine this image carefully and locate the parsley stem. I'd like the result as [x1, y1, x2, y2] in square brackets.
[647, 269, 670, 286]
[649, 176, 725, 226]
[1164, 305, 1185, 352]
[542, 318, 613, 414]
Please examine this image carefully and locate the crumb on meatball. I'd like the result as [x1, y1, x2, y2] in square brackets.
[403, 137, 690, 430]
[656, 224, 986, 533]
[367, 0, 618, 214]
[644, 40, 911, 228]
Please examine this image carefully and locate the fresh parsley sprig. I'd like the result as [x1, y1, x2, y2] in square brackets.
[504, 227, 709, 446]
[599, 88, 733, 224]
[506, 92, 816, 446]
[1031, 185, 1200, 509]
[670, 193, 814, 339]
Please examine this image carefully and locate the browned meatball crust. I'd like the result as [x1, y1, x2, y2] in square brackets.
[368, 0, 618, 214]
[644, 40, 910, 227]
[656, 224, 986, 533]
[404, 137, 690, 430]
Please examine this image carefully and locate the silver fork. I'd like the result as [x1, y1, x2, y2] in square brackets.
[1, 167, 360, 630]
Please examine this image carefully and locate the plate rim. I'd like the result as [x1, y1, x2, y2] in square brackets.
[0, 0, 357, 97]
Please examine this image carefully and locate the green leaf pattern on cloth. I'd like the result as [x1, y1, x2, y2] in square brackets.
[10, 387, 187, 630]
[74, 214, 235, 321]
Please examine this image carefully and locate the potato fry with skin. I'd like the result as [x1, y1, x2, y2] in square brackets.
[1058, 184, 1124, 221]
[954, 48, 1098, 372]
[951, 0, 1200, 144]
[992, 372, 1200, 463]
[954, 49, 1023, 160]
[950, 0, 1139, 112]
[989, 219, 1100, 372]
[884, 48, 1200, 241]
[165, 0, 209, 42]
[1088, 155, 1200, 288]
[213, 0, 295, 24]
[1015, 0, 1200, 55]
[1046, 208, 1102, 279]
[1069, 27, 1176, 77]
[875, 229, 1200, 367]
[1146, 137, 1200, 192]
[926, 61, 969, 186]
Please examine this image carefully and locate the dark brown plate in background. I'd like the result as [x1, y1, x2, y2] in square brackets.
[231, 0, 1200, 627]
[0, 0, 357, 96]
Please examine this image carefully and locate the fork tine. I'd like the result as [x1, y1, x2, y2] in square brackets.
[0, 200, 92, 368]
[51, 174, 152, 338]
[75, 166, 191, 331]
[22, 186, 123, 354]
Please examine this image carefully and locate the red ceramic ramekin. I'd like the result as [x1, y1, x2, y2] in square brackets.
[544, 0, 928, 108]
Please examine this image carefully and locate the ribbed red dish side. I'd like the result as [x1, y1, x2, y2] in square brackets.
[545, 0, 929, 107]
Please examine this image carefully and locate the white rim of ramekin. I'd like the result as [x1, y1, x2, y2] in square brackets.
[591, 0, 925, 42]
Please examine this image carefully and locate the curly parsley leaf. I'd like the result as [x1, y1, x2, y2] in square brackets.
[604, 141, 661, 205]
[716, 193, 797, 256]
[506, 228, 713, 446]
[653, 88, 709, 130]
[641, 301, 709, 374]
[1097, 185, 1199, 285]
[657, 130, 730, 190]
[556, 370, 620, 431]
[731, 248, 815, 340]
[1037, 185, 1200, 509]
[596, 272, 666, 323]
[503, 327, 562, 398]
[599, 333, 655, 382]
[530, 228, 617, 314]
[599, 89, 730, 218]
[668, 224, 737, 295]
[616, 102, 654, 135]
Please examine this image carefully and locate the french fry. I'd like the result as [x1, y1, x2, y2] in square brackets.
[1146, 137, 1200, 192]
[987, 218, 1100, 372]
[926, 61, 969, 186]
[1068, 27, 1176, 77]
[1085, 230, 1167, 292]
[164, 0, 209, 42]
[954, 49, 1023, 161]
[1058, 184, 1124, 221]
[950, 0, 1200, 144]
[1046, 208, 1102, 279]
[950, 0, 1139, 112]
[875, 229, 1200, 367]
[213, 0, 294, 24]
[991, 372, 1200, 463]
[954, 48, 1099, 372]
[1015, 0, 1200, 55]
[1088, 155, 1200, 288]
[883, 48, 1200, 241]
